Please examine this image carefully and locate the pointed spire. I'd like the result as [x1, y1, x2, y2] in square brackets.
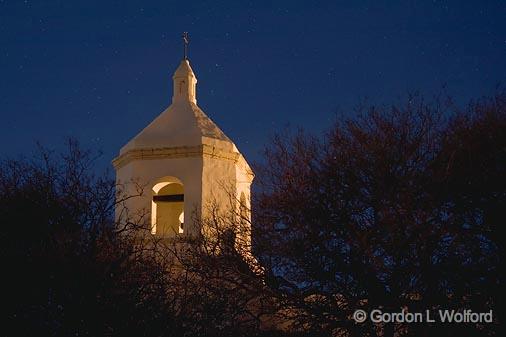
[172, 33, 197, 104]
[172, 59, 197, 104]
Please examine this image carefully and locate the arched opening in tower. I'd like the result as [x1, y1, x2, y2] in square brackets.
[151, 179, 184, 237]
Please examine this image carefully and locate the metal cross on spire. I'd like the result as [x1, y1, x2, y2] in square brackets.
[182, 32, 189, 60]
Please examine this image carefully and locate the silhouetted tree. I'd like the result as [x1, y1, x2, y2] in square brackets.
[254, 93, 504, 336]
[0, 139, 290, 337]
[2, 91, 503, 337]
[0, 140, 184, 336]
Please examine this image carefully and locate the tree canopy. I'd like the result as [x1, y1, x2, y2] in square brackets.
[1, 92, 503, 337]
[255, 93, 504, 336]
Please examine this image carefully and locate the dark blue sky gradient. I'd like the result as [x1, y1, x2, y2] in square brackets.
[1, 1, 505, 171]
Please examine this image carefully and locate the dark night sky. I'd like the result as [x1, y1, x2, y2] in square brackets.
[1, 1, 505, 172]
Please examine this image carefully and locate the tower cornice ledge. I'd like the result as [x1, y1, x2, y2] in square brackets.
[112, 144, 247, 171]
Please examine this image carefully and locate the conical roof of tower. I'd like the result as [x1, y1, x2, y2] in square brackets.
[173, 59, 195, 78]
[119, 60, 237, 155]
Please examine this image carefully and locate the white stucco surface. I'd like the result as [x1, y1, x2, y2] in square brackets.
[113, 58, 253, 239]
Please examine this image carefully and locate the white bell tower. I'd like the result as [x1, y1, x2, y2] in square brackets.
[113, 34, 253, 240]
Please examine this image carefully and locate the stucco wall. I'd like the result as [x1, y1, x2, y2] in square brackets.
[116, 155, 203, 236]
